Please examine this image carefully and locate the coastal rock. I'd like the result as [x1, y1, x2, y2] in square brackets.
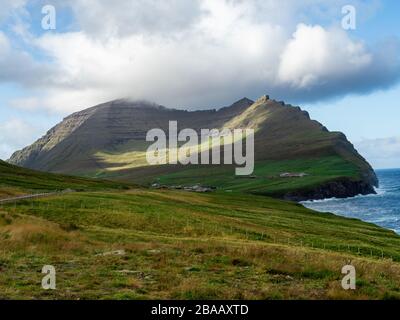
[282, 178, 377, 202]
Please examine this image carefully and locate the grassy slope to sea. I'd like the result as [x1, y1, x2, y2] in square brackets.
[2, 188, 400, 299]
[155, 156, 361, 196]
[1, 159, 400, 299]
[91, 152, 363, 196]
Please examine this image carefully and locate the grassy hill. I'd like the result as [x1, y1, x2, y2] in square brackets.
[0, 160, 131, 199]
[1, 188, 400, 299]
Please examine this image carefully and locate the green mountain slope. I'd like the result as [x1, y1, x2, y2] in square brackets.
[8, 96, 377, 200]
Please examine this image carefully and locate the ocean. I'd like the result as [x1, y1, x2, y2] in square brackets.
[302, 169, 400, 234]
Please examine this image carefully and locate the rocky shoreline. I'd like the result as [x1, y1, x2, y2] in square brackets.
[282, 178, 377, 202]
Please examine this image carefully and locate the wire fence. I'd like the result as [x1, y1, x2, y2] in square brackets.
[0, 190, 74, 205]
[0, 194, 395, 262]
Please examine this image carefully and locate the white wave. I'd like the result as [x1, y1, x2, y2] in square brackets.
[374, 187, 386, 196]
[301, 187, 386, 205]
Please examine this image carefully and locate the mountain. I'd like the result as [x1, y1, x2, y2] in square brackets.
[8, 95, 378, 200]
[8, 98, 254, 173]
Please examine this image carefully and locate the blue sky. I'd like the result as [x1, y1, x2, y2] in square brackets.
[0, 0, 400, 168]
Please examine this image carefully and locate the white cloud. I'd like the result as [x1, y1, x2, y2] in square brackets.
[0, 0, 27, 23]
[0, 118, 43, 160]
[9, 97, 42, 111]
[0, 0, 399, 113]
[0, 31, 56, 86]
[71, 0, 202, 37]
[355, 137, 400, 169]
[278, 24, 371, 88]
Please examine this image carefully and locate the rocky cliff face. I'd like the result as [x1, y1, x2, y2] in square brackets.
[282, 179, 377, 202]
[8, 108, 97, 168]
[8, 96, 378, 201]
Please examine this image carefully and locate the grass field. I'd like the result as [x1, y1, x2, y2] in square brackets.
[88, 154, 363, 198]
[154, 156, 361, 195]
[1, 189, 400, 299]
[0, 160, 131, 199]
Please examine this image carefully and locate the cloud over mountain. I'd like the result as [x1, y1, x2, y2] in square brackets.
[0, 0, 399, 113]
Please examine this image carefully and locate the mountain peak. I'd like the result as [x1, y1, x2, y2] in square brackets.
[232, 97, 254, 105]
[255, 95, 270, 104]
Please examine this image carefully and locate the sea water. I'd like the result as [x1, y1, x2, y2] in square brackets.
[302, 169, 400, 234]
